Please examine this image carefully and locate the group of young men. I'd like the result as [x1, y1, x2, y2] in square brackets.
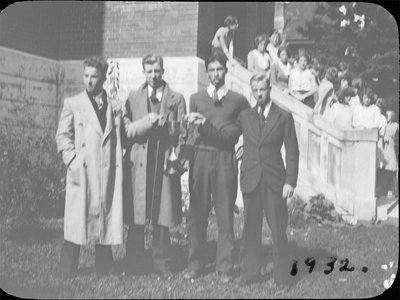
[55, 50, 299, 287]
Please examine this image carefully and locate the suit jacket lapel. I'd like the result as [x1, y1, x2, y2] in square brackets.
[261, 103, 280, 142]
[138, 83, 149, 117]
[249, 106, 261, 140]
[159, 82, 169, 115]
[82, 91, 103, 135]
[102, 96, 114, 144]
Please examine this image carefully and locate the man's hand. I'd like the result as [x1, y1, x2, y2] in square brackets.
[282, 184, 294, 200]
[186, 112, 206, 125]
[148, 112, 159, 125]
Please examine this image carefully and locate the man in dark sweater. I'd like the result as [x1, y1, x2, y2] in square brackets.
[183, 52, 250, 283]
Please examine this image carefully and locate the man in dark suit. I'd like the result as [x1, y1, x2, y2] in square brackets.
[123, 54, 186, 279]
[237, 73, 299, 286]
[183, 52, 250, 283]
[189, 72, 299, 286]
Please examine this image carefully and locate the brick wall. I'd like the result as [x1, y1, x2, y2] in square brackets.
[1, 2, 199, 60]
[102, 2, 198, 58]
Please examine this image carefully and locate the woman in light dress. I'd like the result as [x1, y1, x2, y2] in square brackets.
[270, 46, 292, 92]
[314, 67, 338, 118]
[382, 110, 399, 196]
[289, 54, 318, 108]
[352, 87, 381, 129]
[328, 87, 354, 129]
[247, 34, 272, 75]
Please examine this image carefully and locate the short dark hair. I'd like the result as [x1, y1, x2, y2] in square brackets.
[83, 56, 108, 77]
[142, 53, 164, 69]
[337, 87, 355, 104]
[224, 16, 238, 27]
[250, 72, 270, 87]
[254, 34, 267, 48]
[205, 52, 227, 70]
[360, 87, 373, 105]
[277, 46, 288, 59]
[325, 67, 338, 83]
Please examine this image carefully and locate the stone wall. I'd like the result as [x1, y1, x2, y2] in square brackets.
[226, 63, 379, 220]
[0, 47, 59, 163]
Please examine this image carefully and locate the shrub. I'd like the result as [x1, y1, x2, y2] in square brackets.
[0, 128, 65, 236]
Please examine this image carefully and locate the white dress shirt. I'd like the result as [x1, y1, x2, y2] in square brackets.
[147, 85, 164, 102]
[258, 99, 272, 120]
[207, 84, 228, 101]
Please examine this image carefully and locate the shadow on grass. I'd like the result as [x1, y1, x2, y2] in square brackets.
[5, 224, 60, 245]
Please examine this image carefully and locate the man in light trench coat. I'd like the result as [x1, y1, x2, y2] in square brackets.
[123, 54, 186, 279]
[55, 56, 124, 277]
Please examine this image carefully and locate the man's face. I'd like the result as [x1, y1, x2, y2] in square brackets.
[229, 23, 239, 32]
[207, 60, 227, 89]
[83, 66, 104, 94]
[143, 62, 164, 89]
[251, 80, 271, 107]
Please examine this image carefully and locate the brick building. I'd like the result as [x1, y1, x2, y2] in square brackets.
[0, 2, 275, 162]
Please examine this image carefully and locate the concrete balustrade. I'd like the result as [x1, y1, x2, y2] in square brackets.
[226, 63, 379, 221]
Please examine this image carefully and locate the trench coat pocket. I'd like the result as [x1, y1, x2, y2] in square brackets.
[68, 155, 81, 185]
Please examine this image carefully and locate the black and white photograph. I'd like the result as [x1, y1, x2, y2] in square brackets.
[0, 1, 398, 298]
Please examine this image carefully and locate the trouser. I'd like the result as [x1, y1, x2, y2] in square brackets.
[59, 240, 113, 275]
[187, 149, 237, 273]
[126, 224, 172, 273]
[239, 175, 292, 284]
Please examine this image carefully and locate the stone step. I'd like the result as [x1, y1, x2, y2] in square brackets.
[376, 195, 398, 221]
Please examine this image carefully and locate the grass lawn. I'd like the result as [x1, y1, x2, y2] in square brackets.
[0, 214, 398, 299]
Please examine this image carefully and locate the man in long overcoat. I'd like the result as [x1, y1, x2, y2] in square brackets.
[55, 56, 124, 277]
[123, 54, 186, 279]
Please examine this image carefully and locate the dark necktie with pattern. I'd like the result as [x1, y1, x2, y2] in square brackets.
[150, 88, 158, 103]
[258, 105, 265, 123]
[213, 88, 222, 106]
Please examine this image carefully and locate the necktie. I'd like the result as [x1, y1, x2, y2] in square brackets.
[259, 105, 265, 123]
[213, 88, 221, 106]
[94, 94, 103, 110]
[150, 88, 158, 103]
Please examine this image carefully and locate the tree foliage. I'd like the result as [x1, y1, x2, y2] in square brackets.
[297, 2, 398, 99]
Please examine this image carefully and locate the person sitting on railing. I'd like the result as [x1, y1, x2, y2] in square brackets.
[313, 67, 338, 118]
[266, 30, 282, 64]
[211, 15, 239, 66]
[352, 87, 381, 129]
[348, 77, 364, 109]
[310, 58, 324, 87]
[288, 53, 318, 108]
[247, 34, 272, 75]
[270, 46, 291, 92]
[328, 87, 354, 129]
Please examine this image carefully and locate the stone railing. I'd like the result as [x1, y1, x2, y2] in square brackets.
[226, 62, 379, 221]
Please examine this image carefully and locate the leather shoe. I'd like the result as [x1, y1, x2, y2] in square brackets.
[183, 269, 202, 280]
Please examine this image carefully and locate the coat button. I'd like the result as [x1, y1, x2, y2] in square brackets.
[82, 143, 86, 147]
[140, 162, 143, 167]
[142, 145, 146, 149]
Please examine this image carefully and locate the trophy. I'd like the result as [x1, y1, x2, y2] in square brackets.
[164, 109, 185, 176]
